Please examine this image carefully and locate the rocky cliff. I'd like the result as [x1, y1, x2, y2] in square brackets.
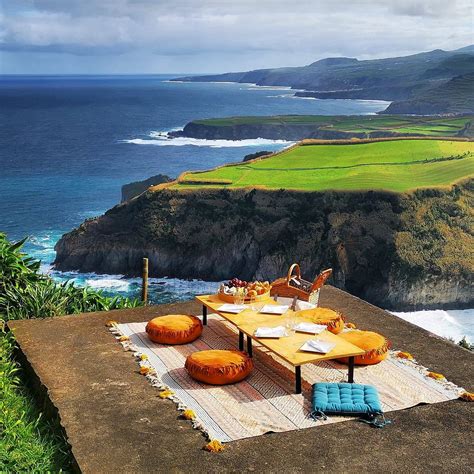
[54, 181, 474, 310]
[121, 174, 172, 202]
[169, 121, 397, 141]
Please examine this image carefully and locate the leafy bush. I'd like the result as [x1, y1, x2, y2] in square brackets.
[0, 232, 141, 321]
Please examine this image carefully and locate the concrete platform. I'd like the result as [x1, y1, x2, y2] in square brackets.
[9, 286, 474, 473]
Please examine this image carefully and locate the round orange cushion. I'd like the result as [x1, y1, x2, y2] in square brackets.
[185, 350, 254, 385]
[295, 307, 345, 334]
[146, 315, 202, 345]
[337, 330, 389, 365]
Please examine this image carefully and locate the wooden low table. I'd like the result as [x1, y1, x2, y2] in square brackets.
[196, 295, 365, 393]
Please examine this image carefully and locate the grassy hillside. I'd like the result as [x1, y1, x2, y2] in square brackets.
[191, 115, 474, 138]
[383, 74, 474, 115]
[174, 46, 474, 113]
[173, 140, 474, 192]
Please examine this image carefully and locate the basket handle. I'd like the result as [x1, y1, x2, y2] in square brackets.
[287, 263, 301, 283]
[311, 268, 333, 292]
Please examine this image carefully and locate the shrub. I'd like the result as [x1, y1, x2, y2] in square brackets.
[0, 233, 141, 322]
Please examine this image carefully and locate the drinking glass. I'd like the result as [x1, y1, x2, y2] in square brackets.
[234, 289, 245, 306]
[285, 316, 296, 333]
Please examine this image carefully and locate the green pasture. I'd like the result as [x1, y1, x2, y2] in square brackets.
[173, 139, 474, 192]
[192, 114, 472, 137]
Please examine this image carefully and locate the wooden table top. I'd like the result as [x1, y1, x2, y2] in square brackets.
[196, 294, 365, 367]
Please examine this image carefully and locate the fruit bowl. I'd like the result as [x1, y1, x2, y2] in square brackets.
[217, 289, 271, 303]
[218, 279, 272, 303]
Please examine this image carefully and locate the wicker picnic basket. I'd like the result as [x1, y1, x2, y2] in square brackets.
[270, 264, 332, 305]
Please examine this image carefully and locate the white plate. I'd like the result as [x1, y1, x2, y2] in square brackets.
[217, 304, 246, 314]
[293, 322, 327, 334]
[300, 340, 336, 354]
[254, 326, 287, 338]
[259, 305, 289, 315]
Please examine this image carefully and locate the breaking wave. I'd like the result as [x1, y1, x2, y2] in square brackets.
[122, 130, 293, 148]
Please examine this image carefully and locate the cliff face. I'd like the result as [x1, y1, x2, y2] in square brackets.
[54, 182, 474, 310]
[170, 122, 398, 141]
[121, 174, 172, 202]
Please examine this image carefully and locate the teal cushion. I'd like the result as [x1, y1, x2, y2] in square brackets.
[312, 382, 382, 415]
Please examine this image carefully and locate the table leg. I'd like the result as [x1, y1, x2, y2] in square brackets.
[348, 356, 355, 383]
[239, 331, 244, 351]
[202, 305, 207, 326]
[295, 366, 302, 394]
[247, 336, 253, 357]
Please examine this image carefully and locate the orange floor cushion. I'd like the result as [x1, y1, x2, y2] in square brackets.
[146, 314, 202, 345]
[337, 330, 390, 366]
[185, 350, 254, 385]
[295, 307, 345, 334]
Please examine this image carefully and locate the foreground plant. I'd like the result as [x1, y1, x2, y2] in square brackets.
[0, 233, 143, 469]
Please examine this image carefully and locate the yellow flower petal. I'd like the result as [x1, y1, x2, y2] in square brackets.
[118, 335, 130, 342]
[397, 351, 414, 360]
[105, 320, 117, 327]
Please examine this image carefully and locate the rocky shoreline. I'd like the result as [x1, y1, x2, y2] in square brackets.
[168, 121, 400, 141]
[54, 181, 474, 311]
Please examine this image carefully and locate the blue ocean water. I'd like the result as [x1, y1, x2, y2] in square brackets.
[0, 74, 388, 302]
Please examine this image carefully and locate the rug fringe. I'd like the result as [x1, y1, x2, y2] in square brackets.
[388, 350, 464, 396]
[108, 324, 217, 445]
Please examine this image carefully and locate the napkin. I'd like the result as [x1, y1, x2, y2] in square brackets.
[254, 326, 287, 338]
[276, 297, 316, 311]
[218, 304, 246, 314]
[293, 322, 326, 334]
[302, 339, 336, 354]
[259, 304, 289, 315]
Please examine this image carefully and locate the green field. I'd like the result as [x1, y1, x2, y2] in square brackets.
[173, 139, 474, 192]
[192, 114, 474, 137]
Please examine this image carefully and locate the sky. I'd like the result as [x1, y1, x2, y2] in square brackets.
[1, 0, 473, 74]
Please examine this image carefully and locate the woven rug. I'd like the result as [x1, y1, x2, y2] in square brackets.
[113, 314, 463, 442]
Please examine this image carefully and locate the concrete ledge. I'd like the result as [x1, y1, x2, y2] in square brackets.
[9, 287, 473, 473]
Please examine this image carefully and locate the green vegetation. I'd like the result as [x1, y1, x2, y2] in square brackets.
[192, 114, 474, 138]
[174, 139, 474, 192]
[0, 329, 71, 471]
[0, 233, 142, 470]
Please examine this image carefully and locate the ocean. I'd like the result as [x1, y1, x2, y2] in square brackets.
[0, 74, 471, 342]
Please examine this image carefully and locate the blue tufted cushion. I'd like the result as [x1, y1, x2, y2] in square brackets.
[312, 382, 382, 415]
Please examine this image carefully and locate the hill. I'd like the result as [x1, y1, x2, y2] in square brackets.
[169, 115, 474, 141]
[383, 73, 474, 115]
[173, 139, 474, 192]
[173, 46, 474, 115]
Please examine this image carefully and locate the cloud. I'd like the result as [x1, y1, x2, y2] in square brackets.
[0, 0, 472, 72]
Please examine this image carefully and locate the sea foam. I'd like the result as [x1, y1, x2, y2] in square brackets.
[391, 309, 473, 344]
[122, 131, 293, 148]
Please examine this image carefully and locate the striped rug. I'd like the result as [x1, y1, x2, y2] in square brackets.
[115, 314, 462, 442]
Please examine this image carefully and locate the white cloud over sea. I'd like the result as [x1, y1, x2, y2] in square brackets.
[0, 0, 472, 73]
